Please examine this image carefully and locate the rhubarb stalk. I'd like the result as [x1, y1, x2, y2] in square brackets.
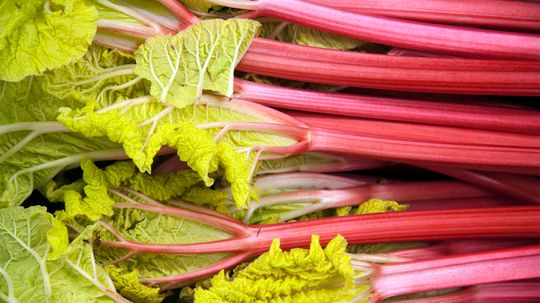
[305, 0, 540, 32]
[234, 78, 540, 135]
[211, 0, 540, 59]
[369, 245, 540, 301]
[97, 203, 540, 284]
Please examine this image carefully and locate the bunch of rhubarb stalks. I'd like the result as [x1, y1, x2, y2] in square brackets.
[1, 0, 539, 302]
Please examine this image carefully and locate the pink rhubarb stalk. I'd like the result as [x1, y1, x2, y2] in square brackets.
[276, 110, 540, 148]
[369, 245, 540, 302]
[307, 127, 540, 168]
[393, 281, 540, 303]
[405, 197, 516, 211]
[389, 239, 536, 260]
[305, 0, 540, 32]
[286, 110, 540, 202]
[416, 165, 540, 204]
[238, 43, 540, 96]
[211, 0, 540, 59]
[97, 203, 540, 284]
[234, 79, 540, 135]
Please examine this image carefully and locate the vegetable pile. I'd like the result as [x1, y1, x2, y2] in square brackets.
[1, 0, 539, 302]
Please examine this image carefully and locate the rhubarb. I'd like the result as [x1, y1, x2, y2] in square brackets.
[234, 78, 540, 135]
[211, 0, 540, 59]
[305, 0, 540, 32]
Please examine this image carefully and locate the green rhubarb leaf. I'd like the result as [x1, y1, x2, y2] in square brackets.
[60, 159, 133, 221]
[134, 19, 260, 108]
[43, 44, 149, 108]
[290, 25, 363, 50]
[354, 199, 408, 215]
[39, 159, 135, 204]
[218, 143, 255, 209]
[46, 217, 70, 260]
[179, 0, 220, 13]
[57, 94, 296, 208]
[0, 0, 97, 82]
[179, 185, 230, 214]
[62, 175, 118, 221]
[40, 179, 86, 202]
[128, 168, 202, 201]
[248, 201, 315, 225]
[0, 78, 121, 207]
[194, 235, 369, 303]
[58, 104, 151, 171]
[147, 122, 220, 185]
[0, 206, 124, 302]
[0, 206, 52, 303]
[55, 159, 206, 221]
[105, 265, 164, 303]
[260, 22, 363, 51]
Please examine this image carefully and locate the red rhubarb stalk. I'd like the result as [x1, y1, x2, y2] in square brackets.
[416, 165, 540, 204]
[387, 48, 457, 58]
[305, 0, 540, 32]
[307, 127, 540, 168]
[97, 204, 540, 284]
[279, 110, 540, 148]
[286, 110, 540, 201]
[389, 239, 536, 260]
[405, 197, 515, 211]
[211, 0, 540, 59]
[238, 46, 540, 96]
[370, 245, 540, 301]
[393, 282, 540, 303]
[234, 78, 540, 135]
[247, 39, 540, 70]
[157, 0, 200, 25]
[100, 205, 540, 254]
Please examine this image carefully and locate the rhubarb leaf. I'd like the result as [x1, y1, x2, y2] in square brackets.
[128, 168, 202, 201]
[260, 22, 362, 51]
[55, 159, 205, 221]
[194, 235, 368, 302]
[105, 265, 164, 303]
[0, 0, 98, 82]
[43, 44, 149, 107]
[354, 199, 408, 215]
[40, 179, 86, 202]
[179, 0, 220, 13]
[0, 206, 51, 302]
[0, 78, 121, 207]
[178, 185, 230, 214]
[57, 95, 296, 208]
[134, 19, 260, 108]
[287, 25, 363, 50]
[0, 206, 123, 302]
